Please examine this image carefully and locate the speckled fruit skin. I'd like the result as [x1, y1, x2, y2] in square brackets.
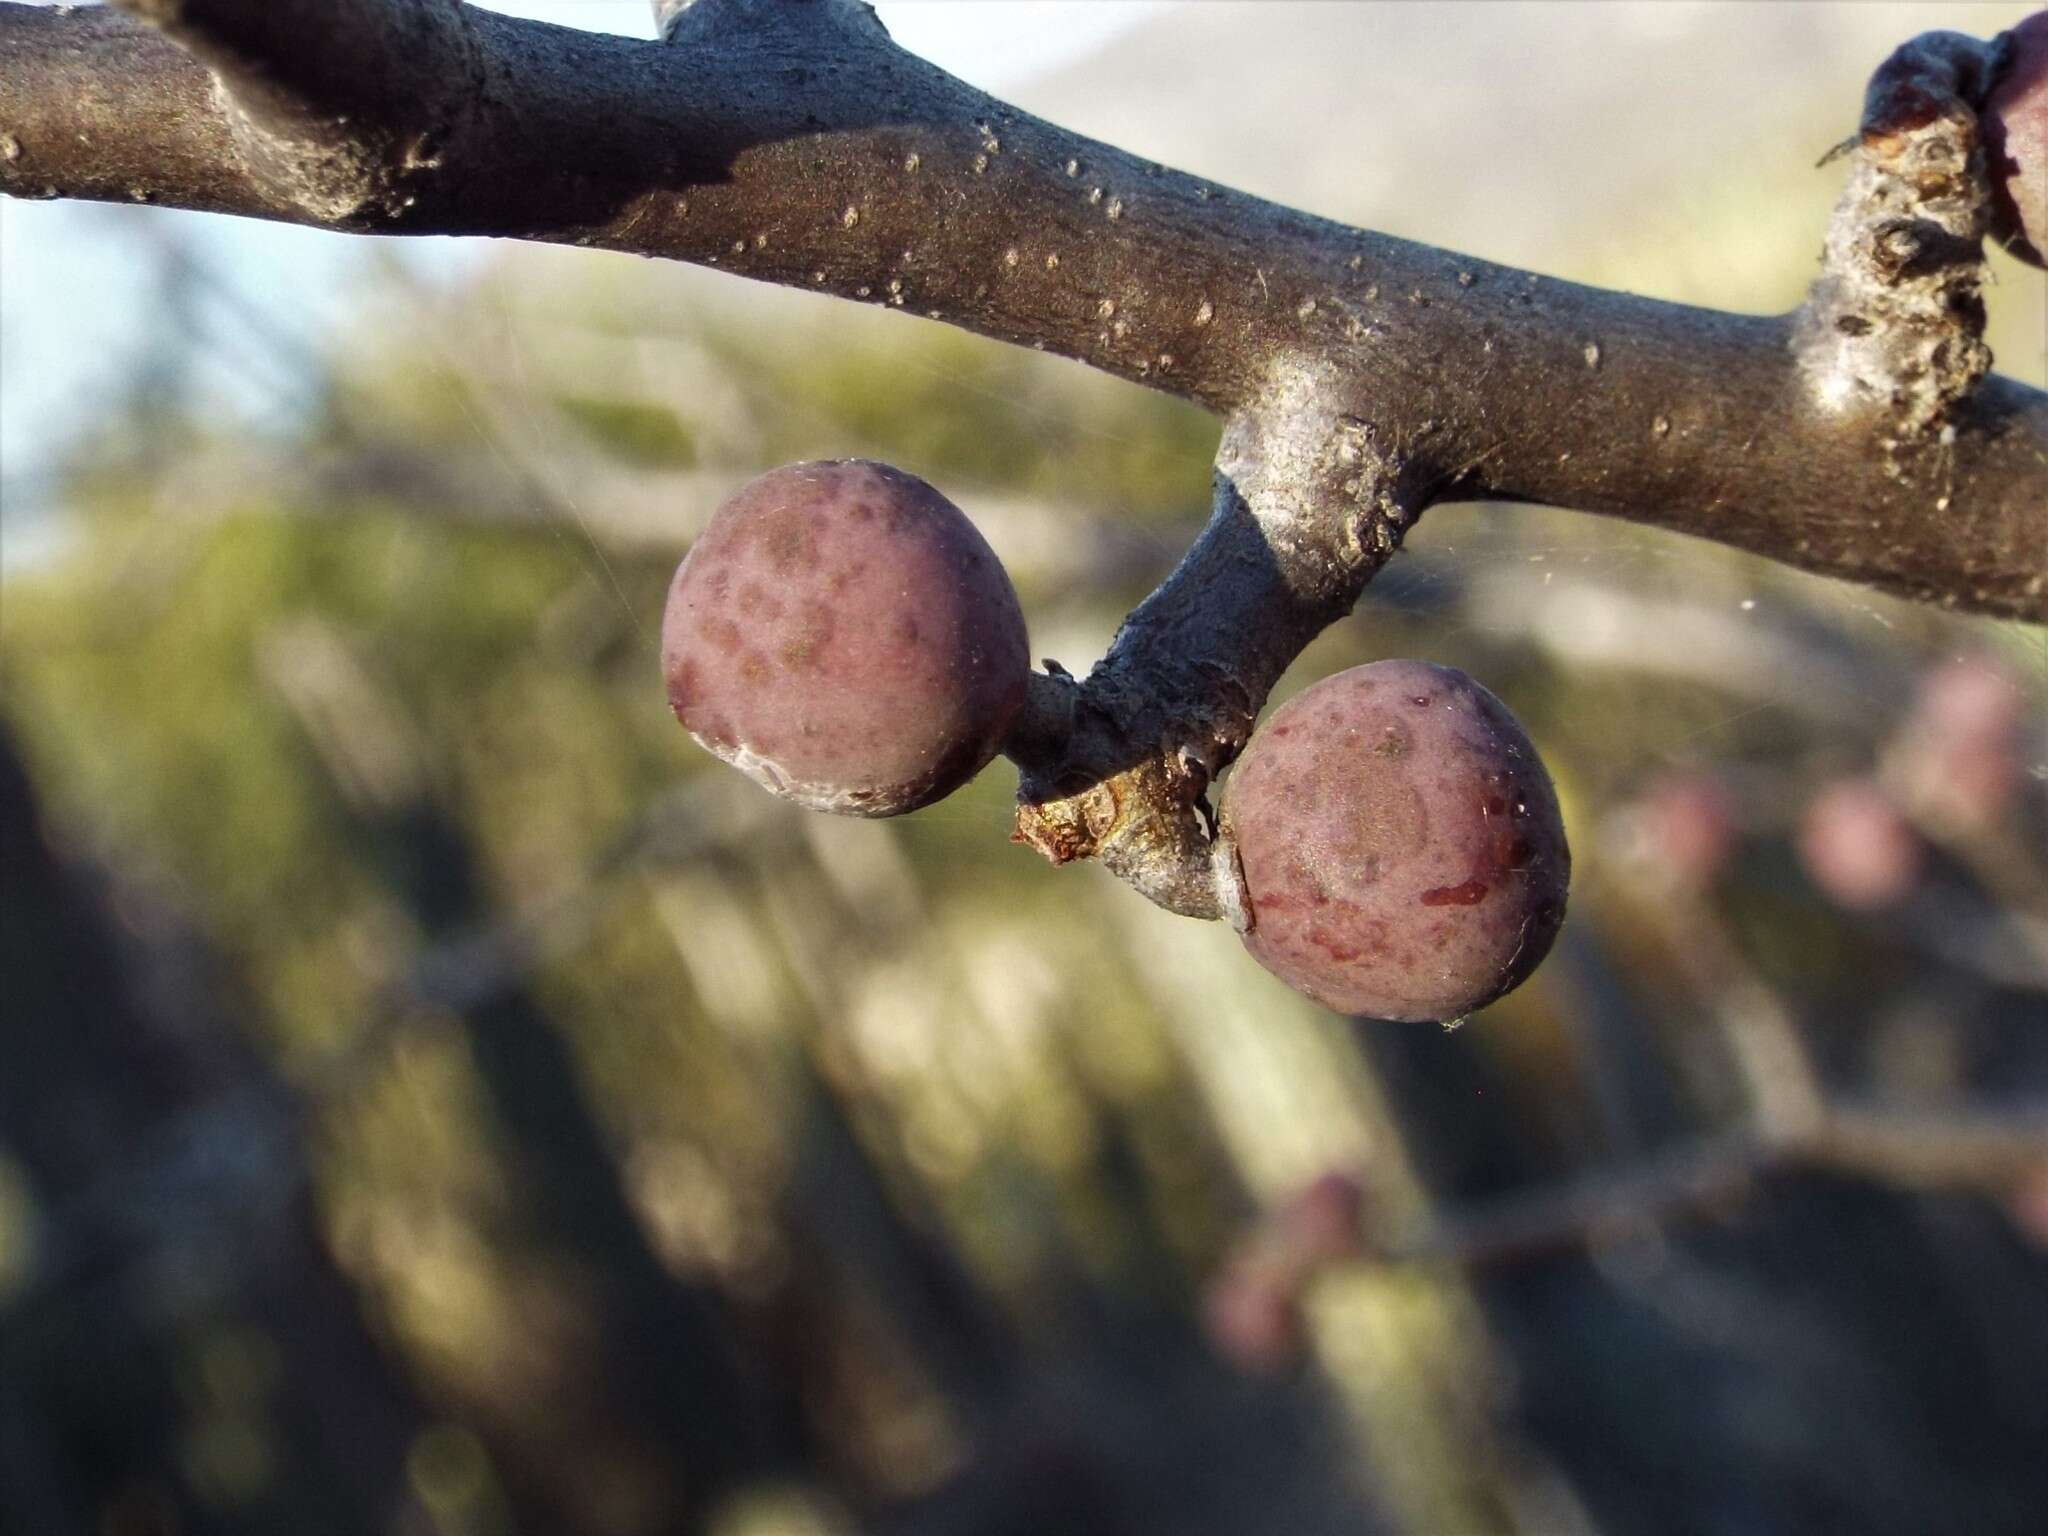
[662, 460, 1029, 816]
[1987, 11, 2048, 268]
[1221, 661, 1570, 1022]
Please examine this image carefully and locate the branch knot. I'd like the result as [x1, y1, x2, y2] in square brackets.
[1795, 30, 2004, 459]
[113, 0, 484, 226]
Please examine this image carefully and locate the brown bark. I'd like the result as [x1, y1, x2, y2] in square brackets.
[2, 0, 2042, 915]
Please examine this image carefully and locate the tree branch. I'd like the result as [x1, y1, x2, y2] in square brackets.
[4, 0, 2040, 610]
[3, 0, 2043, 914]
[1372, 1101, 2048, 1272]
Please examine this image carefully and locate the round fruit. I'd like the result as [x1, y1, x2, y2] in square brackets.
[1220, 660, 1570, 1022]
[1796, 777, 1921, 910]
[1987, 12, 2048, 268]
[1634, 770, 1739, 889]
[662, 460, 1030, 816]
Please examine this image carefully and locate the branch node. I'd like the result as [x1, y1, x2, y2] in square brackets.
[1005, 382, 1428, 922]
[1795, 29, 2004, 455]
[111, 0, 482, 226]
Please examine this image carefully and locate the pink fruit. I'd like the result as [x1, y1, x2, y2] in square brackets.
[1894, 654, 2026, 831]
[1202, 1256, 1305, 1373]
[1221, 661, 1570, 1022]
[1797, 778, 1923, 910]
[1636, 771, 1740, 889]
[1987, 12, 2048, 267]
[662, 461, 1030, 816]
[1276, 1171, 1367, 1264]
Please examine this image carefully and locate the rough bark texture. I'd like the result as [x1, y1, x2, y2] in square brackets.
[2, 0, 2043, 917]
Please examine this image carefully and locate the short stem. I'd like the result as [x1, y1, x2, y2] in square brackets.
[1007, 385, 1430, 920]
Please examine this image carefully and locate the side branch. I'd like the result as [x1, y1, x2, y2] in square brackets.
[2, 2, 2044, 620]
[1374, 1100, 2048, 1272]
[1007, 372, 1429, 918]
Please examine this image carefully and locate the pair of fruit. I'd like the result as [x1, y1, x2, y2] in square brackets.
[662, 461, 1568, 1022]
